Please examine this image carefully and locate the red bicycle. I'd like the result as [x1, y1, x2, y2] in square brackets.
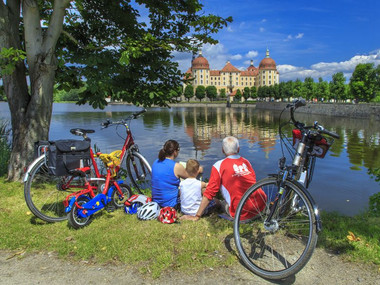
[24, 109, 152, 223]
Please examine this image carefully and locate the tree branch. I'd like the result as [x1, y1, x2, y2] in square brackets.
[43, 0, 71, 55]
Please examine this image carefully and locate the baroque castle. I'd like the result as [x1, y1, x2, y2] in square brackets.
[184, 49, 279, 96]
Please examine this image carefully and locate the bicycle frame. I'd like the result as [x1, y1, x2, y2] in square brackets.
[65, 167, 126, 218]
[266, 99, 340, 233]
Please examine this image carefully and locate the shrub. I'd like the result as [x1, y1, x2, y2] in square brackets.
[0, 121, 11, 176]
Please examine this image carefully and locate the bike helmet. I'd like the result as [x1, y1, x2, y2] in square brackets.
[158, 207, 177, 224]
[125, 194, 152, 206]
[124, 194, 152, 214]
[124, 203, 140, 214]
[136, 202, 160, 220]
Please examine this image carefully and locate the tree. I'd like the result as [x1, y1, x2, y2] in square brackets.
[330, 72, 346, 102]
[0, 0, 232, 180]
[243, 87, 250, 101]
[184, 85, 194, 102]
[316, 77, 329, 101]
[250, 86, 257, 100]
[303, 77, 315, 100]
[284, 81, 294, 100]
[205, 86, 217, 101]
[293, 79, 303, 99]
[195, 85, 206, 102]
[234, 89, 242, 101]
[349, 63, 377, 102]
[219, 88, 226, 99]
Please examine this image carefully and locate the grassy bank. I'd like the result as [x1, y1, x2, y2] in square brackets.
[0, 177, 379, 277]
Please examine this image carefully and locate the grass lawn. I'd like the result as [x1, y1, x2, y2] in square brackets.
[0, 177, 379, 278]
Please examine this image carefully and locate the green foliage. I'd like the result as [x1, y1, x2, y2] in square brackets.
[53, 0, 232, 108]
[369, 192, 380, 217]
[330, 72, 346, 101]
[243, 87, 250, 100]
[317, 77, 330, 100]
[0, 47, 26, 76]
[0, 85, 6, 101]
[234, 89, 242, 101]
[195, 85, 206, 101]
[349, 63, 377, 102]
[205, 85, 217, 101]
[0, 121, 11, 177]
[250, 86, 257, 99]
[184, 85, 194, 102]
[303, 77, 315, 100]
[219, 88, 226, 98]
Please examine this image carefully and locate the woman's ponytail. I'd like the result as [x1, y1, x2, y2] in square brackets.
[158, 140, 179, 161]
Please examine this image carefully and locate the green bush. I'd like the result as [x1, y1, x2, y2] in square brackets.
[0, 121, 11, 177]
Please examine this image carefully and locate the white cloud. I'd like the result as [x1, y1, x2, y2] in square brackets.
[278, 49, 380, 82]
[231, 54, 243, 60]
[227, 26, 234, 32]
[259, 27, 265, 32]
[246, 50, 259, 58]
[284, 33, 304, 41]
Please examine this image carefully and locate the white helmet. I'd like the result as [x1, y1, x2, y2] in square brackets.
[137, 202, 160, 220]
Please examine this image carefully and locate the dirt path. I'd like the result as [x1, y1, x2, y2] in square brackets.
[0, 249, 378, 285]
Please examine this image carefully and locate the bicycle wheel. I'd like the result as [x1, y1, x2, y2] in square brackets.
[68, 196, 92, 229]
[233, 177, 318, 280]
[126, 151, 152, 195]
[112, 183, 132, 208]
[24, 155, 87, 223]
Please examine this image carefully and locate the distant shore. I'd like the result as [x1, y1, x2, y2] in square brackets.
[166, 101, 380, 120]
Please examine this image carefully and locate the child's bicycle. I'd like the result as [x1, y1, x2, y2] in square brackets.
[233, 99, 340, 280]
[65, 151, 133, 229]
[23, 109, 152, 223]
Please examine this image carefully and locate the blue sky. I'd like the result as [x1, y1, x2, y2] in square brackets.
[173, 0, 380, 82]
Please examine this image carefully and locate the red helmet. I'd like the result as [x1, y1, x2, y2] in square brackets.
[158, 207, 177, 224]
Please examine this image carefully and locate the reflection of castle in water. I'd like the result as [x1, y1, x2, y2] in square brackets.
[184, 107, 277, 158]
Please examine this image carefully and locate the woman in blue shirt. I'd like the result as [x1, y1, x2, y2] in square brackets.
[151, 140, 188, 208]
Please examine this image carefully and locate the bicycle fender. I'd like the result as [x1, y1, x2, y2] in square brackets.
[287, 178, 323, 233]
[23, 155, 45, 182]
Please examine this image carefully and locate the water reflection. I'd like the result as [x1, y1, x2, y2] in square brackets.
[1, 102, 379, 215]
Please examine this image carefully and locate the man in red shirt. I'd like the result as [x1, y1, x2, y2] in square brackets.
[181, 136, 267, 221]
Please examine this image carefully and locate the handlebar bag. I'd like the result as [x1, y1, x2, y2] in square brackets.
[48, 139, 91, 176]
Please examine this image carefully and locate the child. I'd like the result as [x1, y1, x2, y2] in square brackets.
[180, 159, 218, 216]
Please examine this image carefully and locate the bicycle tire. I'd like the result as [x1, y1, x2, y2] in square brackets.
[126, 151, 152, 195]
[24, 155, 87, 223]
[68, 196, 92, 229]
[112, 183, 132, 208]
[233, 176, 318, 280]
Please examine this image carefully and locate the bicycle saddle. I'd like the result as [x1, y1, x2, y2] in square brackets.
[70, 128, 95, 136]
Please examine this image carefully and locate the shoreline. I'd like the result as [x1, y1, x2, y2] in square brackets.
[165, 101, 380, 120]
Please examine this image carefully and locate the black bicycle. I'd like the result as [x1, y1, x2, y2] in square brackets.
[233, 98, 340, 280]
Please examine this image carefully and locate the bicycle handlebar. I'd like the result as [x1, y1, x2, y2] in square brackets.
[314, 122, 340, 139]
[286, 98, 340, 139]
[101, 109, 146, 128]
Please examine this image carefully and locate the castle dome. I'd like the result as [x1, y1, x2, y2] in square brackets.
[259, 49, 276, 70]
[191, 51, 210, 69]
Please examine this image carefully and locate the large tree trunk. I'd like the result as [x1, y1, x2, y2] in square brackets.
[0, 0, 70, 181]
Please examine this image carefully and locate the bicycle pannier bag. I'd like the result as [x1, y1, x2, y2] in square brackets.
[48, 139, 91, 176]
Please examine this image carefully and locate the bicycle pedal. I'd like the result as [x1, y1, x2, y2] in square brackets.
[106, 205, 116, 212]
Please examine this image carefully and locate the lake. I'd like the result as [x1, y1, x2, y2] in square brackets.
[1, 102, 379, 216]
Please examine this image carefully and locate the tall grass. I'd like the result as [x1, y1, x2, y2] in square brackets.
[0, 121, 11, 177]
